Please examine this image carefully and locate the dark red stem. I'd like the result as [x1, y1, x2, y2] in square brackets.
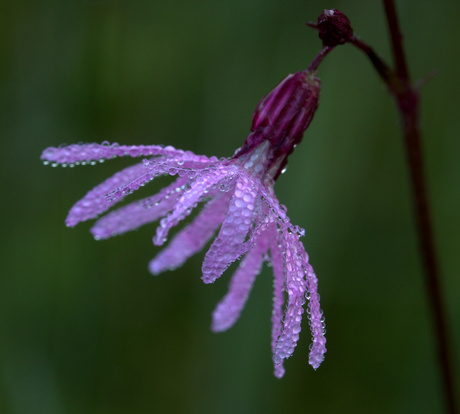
[382, 0, 409, 81]
[380, 1, 456, 412]
[399, 87, 457, 414]
[308, 7, 456, 410]
[307, 46, 334, 72]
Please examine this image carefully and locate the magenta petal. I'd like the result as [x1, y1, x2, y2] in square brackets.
[202, 173, 261, 284]
[66, 162, 149, 227]
[211, 232, 270, 332]
[142, 156, 219, 172]
[90, 176, 190, 239]
[153, 167, 235, 246]
[306, 263, 327, 369]
[41, 142, 211, 165]
[260, 186, 305, 237]
[149, 190, 231, 275]
[102, 160, 169, 204]
[105, 158, 224, 206]
[269, 225, 287, 378]
[273, 225, 308, 371]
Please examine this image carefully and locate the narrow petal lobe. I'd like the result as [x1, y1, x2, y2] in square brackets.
[91, 176, 190, 239]
[211, 233, 270, 332]
[149, 190, 231, 275]
[202, 173, 260, 284]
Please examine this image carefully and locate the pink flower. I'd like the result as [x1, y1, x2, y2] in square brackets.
[41, 70, 326, 377]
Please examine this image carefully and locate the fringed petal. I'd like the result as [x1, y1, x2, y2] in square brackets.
[306, 263, 327, 369]
[202, 173, 261, 284]
[66, 162, 149, 227]
[141, 158, 221, 174]
[102, 159, 171, 204]
[153, 166, 236, 246]
[41, 142, 214, 165]
[272, 224, 308, 374]
[260, 186, 305, 237]
[90, 176, 189, 239]
[269, 224, 286, 378]
[149, 190, 231, 275]
[211, 231, 270, 332]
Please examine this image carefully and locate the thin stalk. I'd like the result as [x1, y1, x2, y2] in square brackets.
[308, 7, 456, 411]
[307, 46, 334, 72]
[380, 1, 457, 412]
[382, 0, 410, 81]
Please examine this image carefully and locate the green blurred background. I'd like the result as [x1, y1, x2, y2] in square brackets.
[1, 0, 459, 413]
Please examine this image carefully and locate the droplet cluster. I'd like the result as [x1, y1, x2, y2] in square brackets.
[305, 263, 327, 369]
[91, 176, 190, 239]
[272, 227, 307, 371]
[54, 144, 222, 228]
[259, 185, 306, 237]
[153, 170, 229, 246]
[41, 142, 216, 166]
[269, 225, 287, 379]
[202, 174, 260, 284]
[66, 163, 151, 227]
[149, 191, 232, 275]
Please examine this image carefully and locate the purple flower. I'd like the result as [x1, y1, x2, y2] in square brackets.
[41, 70, 326, 377]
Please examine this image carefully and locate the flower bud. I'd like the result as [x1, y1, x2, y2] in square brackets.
[232, 71, 320, 180]
[316, 9, 354, 47]
[251, 71, 320, 153]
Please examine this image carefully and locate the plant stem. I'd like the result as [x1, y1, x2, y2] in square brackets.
[308, 6, 456, 410]
[380, 1, 457, 412]
[307, 46, 334, 72]
[382, 0, 409, 81]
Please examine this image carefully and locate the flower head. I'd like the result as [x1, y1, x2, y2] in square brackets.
[41, 70, 326, 377]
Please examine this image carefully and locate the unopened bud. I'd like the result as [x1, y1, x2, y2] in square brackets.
[233, 71, 320, 179]
[316, 9, 353, 47]
[251, 71, 320, 151]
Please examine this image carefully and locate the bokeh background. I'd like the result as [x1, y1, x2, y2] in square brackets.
[1, 0, 459, 413]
